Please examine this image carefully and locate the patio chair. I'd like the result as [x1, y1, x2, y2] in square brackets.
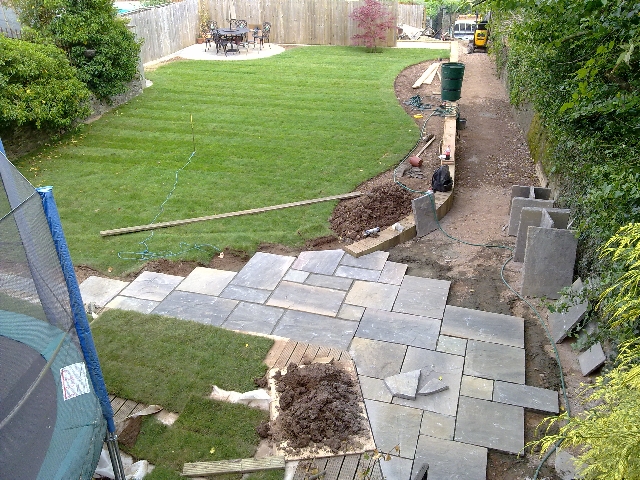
[262, 21, 271, 48]
[213, 30, 232, 56]
[234, 19, 249, 49]
[204, 21, 218, 51]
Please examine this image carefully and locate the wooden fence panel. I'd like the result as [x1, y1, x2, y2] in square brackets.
[398, 4, 424, 29]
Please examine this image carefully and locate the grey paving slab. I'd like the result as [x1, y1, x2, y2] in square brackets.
[393, 275, 449, 319]
[304, 273, 353, 291]
[271, 310, 357, 350]
[493, 381, 559, 413]
[418, 378, 448, 395]
[80, 276, 128, 308]
[356, 308, 440, 349]
[514, 207, 571, 262]
[337, 304, 365, 321]
[340, 251, 389, 271]
[334, 265, 381, 282]
[455, 396, 524, 454]
[413, 435, 487, 480]
[464, 340, 525, 384]
[291, 249, 344, 275]
[230, 252, 295, 290]
[441, 305, 524, 348]
[221, 302, 284, 335]
[219, 284, 272, 304]
[555, 450, 582, 480]
[282, 269, 309, 283]
[364, 399, 422, 459]
[419, 410, 455, 441]
[377, 261, 408, 285]
[119, 271, 183, 302]
[349, 337, 407, 379]
[379, 455, 413, 480]
[393, 347, 464, 417]
[413, 193, 439, 237]
[176, 267, 236, 296]
[508, 197, 554, 236]
[436, 335, 467, 356]
[460, 375, 494, 401]
[105, 296, 158, 314]
[578, 342, 606, 375]
[549, 278, 588, 343]
[384, 369, 421, 399]
[345, 281, 400, 311]
[152, 291, 238, 326]
[266, 281, 345, 316]
[359, 375, 393, 402]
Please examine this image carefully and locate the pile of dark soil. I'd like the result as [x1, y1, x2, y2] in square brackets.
[257, 362, 367, 453]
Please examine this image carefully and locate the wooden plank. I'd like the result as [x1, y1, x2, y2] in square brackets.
[325, 456, 345, 480]
[273, 340, 297, 369]
[336, 454, 360, 480]
[424, 63, 440, 85]
[264, 339, 289, 369]
[303, 344, 321, 363]
[110, 397, 126, 414]
[412, 63, 439, 88]
[357, 455, 384, 480]
[287, 342, 309, 366]
[114, 399, 139, 424]
[100, 192, 363, 237]
[182, 456, 285, 476]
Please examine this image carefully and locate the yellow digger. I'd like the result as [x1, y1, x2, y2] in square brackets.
[467, 21, 489, 53]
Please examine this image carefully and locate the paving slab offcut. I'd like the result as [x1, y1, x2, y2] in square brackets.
[267, 281, 346, 316]
[455, 396, 524, 454]
[219, 284, 272, 304]
[355, 308, 440, 350]
[230, 252, 295, 290]
[464, 340, 525, 384]
[548, 278, 588, 343]
[349, 337, 407, 379]
[420, 410, 455, 441]
[359, 375, 393, 402]
[493, 381, 559, 413]
[384, 369, 421, 400]
[105, 295, 158, 314]
[377, 261, 408, 285]
[364, 399, 422, 459]
[340, 251, 389, 271]
[80, 276, 128, 308]
[578, 342, 606, 375]
[271, 310, 357, 350]
[441, 305, 524, 348]
[291, 249, 344, 275]
[413, 435, 487, 480]
[335, 265, 381, 282]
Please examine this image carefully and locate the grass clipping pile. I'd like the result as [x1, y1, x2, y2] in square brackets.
[257, 361, 373, 459]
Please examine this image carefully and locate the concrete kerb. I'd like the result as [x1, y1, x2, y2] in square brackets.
[343, 43, 459, 258]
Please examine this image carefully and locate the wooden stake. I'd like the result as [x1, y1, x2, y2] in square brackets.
[100, 192, 363, 237]
[415, 134, 436, 157]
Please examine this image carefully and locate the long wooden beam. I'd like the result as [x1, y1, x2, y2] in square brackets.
[100, 192, 363, 237]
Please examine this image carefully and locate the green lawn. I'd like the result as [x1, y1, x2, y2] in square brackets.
[14, 46, 447, 276]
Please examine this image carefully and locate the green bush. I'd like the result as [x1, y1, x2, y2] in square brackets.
[0, 36, 91, 130]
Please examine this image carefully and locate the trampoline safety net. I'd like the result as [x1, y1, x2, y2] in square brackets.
[0, 144, 113, 479]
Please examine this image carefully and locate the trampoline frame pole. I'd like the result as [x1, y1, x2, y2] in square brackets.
[106, 432, 126, 480]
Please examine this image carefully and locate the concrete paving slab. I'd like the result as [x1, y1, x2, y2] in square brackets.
[378, 261, 408, 285]
[578, 342, 606, 375]
[80, 276, 128, 308]
[304, 273, 353, 291]
[334, 265, 381, 282]
[230, 252, 295, 290]
[413, 435, 487, 480]
[364, 399, 422, 459]
[549, 278, 588, 343]
[413, 194, 439, 237]
[418, 378, 448, 395]
[514, 207, 571, 262]
[464, 340, 525, 384]
[380, 455, 413, 480]
[221, 302, 284, 335]
[349, 337, 407, 379]
[267, 281, 346, 316]
[119, 271, 183, 301]
[345, 281, 400, 311]
[393, 347, 464, 417]
[419, 410, 455, 441]
[271, 310, 357, 350]
[152, 291, 238, 326]
[455, 396, 524, 454]
[340, 251, 389, 271]
[105, 295, 158, 314]
[384, 370, 421, 399]
[359, 375, 393, 402]
[393, 275, 449, 319]
[282, 269, 309, 283]
[337, 304, 365, 321]
[291, 249, 344, 275]
[436, 335, 467, 356]
[356, 309, 440, 350]
[493, 381, 559, 413]
[220, 284, 272, 304]
[441, 305, 524, 348]
[460, 375, 494, 400]
[176, 267, 236, 296]
[508, 197, 554, 236]
[555, 450, 582, 480]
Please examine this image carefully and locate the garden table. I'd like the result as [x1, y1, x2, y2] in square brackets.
[216, 27, 249, 54]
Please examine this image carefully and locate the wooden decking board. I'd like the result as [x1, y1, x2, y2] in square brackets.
[336, 454, 361, 480]
[303, 344, 320, 363]
[274, 339, 297, 369]
[325, 456, 346, 479]
[288, 342, 309, 366]
[114, 399, 138, 423]
[182, 456, 285, 476]
[110, 396, 126, 414]
[316, 346, 332, 358]
[264, 339, 289, 369]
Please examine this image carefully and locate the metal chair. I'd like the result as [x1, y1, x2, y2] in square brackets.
[249, 27, 262, 50]
[234, 19, 249, 49]
[204, 21, 218, 51]
[213, 29, 232, 56]
[262, 21, 271, 48]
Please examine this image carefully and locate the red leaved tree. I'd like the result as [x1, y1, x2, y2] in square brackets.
[350, 0, 396, 52]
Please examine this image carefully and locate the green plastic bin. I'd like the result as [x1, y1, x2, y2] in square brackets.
[441, 62, 465, 102]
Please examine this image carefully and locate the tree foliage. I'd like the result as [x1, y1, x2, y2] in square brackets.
[0, 36, 91, 130]
[10, 0, 142, 100]
[350, 0, 396, 52]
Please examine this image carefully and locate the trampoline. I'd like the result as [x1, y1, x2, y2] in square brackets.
[0, 141, 123, 479]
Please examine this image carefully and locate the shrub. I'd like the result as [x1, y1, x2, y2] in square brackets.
[0, 36, 91, 130]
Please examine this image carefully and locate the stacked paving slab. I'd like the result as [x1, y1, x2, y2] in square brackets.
[82, 249, 561, 479]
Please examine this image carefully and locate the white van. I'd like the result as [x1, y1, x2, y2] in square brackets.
[453, 20, 476, 41]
